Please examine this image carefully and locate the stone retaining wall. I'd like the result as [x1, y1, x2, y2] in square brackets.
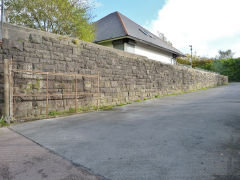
[0, 23, 228, 120]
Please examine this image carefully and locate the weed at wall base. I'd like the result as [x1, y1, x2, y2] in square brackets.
[48, 105, 116, 118]
[42, 85, 224, 120]
[0, 116, 9, 127]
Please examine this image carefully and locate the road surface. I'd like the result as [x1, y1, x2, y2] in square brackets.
[11, 83, 240, 180]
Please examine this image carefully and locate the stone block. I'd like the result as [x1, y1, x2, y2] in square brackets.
[29, 34, 42, 44]
[5, 39, 24, 51]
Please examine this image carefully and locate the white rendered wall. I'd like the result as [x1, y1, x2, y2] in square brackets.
[99, 41, 175, 65]
[131, 43, 174, 64]
[124, 43, 135, 53]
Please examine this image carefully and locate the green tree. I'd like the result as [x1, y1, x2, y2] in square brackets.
[176, 53, 213, 68]
[177, 55, 240, 82]
[216, 49, 235, 59]
[5, 0, 95, 42]
[212, 58, 240, 82]
[177, 50, 240, 81]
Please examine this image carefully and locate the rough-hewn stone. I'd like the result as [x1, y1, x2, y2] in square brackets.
[0, 23, 228, 120]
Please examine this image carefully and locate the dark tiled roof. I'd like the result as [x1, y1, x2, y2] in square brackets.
[95, 11, 184, 56]
[95, 12, 127, 42]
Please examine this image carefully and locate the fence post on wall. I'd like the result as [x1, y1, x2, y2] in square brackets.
[4, 59, 13, 123]
[97, 72, 100, 110]
[75, 75, 77, 113]
[9, 59, 13, 119]
[46, 73, 49, 117]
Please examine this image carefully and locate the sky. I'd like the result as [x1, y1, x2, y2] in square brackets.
[92, 0, 166, 27]
[92, 0, 240, 58]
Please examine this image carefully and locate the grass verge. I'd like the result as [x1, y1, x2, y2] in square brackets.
[48, 105, 119, 118]
[134, 85, 218, 103]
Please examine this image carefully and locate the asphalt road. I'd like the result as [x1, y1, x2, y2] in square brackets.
[11, 83, 240, 180]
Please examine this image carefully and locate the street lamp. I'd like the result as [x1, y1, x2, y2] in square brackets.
[189, 45, 193, 68]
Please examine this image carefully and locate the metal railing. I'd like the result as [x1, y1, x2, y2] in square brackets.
[11, 68, 100, 118]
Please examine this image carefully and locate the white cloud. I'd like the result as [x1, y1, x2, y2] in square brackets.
[150, 0, 240, 57]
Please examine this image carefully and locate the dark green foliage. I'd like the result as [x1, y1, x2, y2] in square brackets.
[177, 54, 214, 69]
[0, 117, 9, 127]
[211, 58, 240, 82]
[177, 56, 240, 82]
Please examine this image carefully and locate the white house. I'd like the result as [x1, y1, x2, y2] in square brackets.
[95, 11, 184, 64]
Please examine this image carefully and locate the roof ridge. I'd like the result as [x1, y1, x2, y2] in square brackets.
[117, 12, 154, 35]
[116, 12, 129, 35]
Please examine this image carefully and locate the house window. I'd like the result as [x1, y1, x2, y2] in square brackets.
[112, 40, 124, 51]
[112, 39, 136, 51]
[113, 43, 124, 50]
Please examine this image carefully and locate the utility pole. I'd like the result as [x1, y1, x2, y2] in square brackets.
[189, 45, 193, 68]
